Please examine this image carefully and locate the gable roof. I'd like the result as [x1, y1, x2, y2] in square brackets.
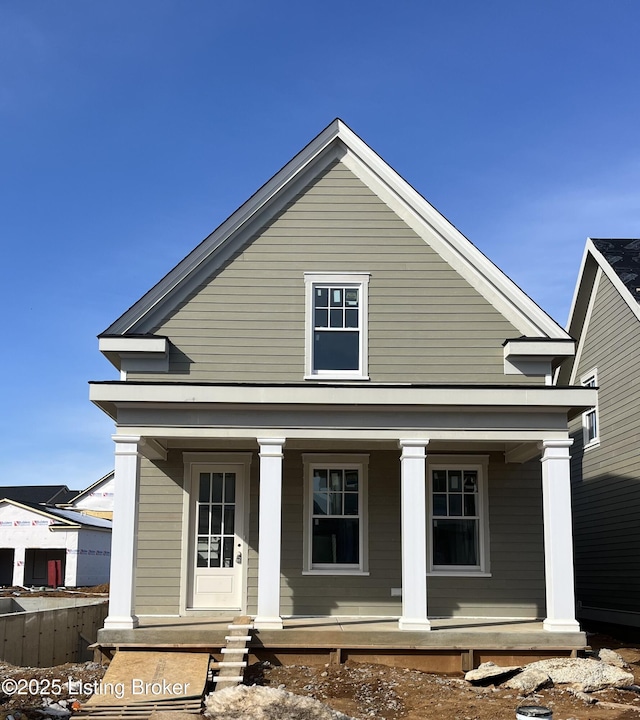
[0, 485, 77, 505]
[101, 118, 569, 341]
[561, 238, 640, 384]
[65, 471, 114, 507]
[590, 238, 640, 305]
[0, 498, 112, 530]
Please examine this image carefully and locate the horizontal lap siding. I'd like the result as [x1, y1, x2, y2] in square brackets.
[248, 450, 544, 619]
[571, 272, 640, 613]
[131, 161, 530, 384]
[135, 453, 185, 615]
[428, 456, 544, 618]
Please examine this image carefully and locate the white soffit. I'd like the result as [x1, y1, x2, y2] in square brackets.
[103, 119, 569, 340]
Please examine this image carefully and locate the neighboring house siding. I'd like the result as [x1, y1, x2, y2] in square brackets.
[135, 454, 185, 615]
[129, 161, 535, 385]
[75, 529, 111, 586]
[570, 271, 640, 615]
[245, 451, 544, 619]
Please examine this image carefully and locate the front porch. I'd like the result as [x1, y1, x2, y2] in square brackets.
[96, 615, 587, 673]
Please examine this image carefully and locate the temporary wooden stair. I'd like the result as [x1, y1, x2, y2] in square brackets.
[212, 616, 253, 691]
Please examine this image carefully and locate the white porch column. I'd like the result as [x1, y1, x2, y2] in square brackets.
[103, 435, 141, 630]
[540, 439, 580, 632]
[254, 438, 286, 630]
[398, 439, 431, 631]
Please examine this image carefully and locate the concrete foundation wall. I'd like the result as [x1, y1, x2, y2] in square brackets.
[0, 599, 108, 666]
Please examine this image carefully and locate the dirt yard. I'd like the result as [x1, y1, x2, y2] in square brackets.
[1, 627, 639, 719]
[246, 629, 640, 720]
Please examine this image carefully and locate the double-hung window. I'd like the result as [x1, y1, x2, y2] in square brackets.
[581, 369, 599, 448]
[304, 273, 370, 379]
[302, 454, 369, 574]
[428, 456, 489, 575]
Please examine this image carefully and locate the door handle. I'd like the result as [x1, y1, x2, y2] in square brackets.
[236, 551, 242, 565]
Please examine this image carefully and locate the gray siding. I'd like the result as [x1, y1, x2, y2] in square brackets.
[134, 447, 545, 619]
[571, 271, 640, 615]
[246, 450, 544, 619]
[129, 161, 534, 385]
[135, 453, 185, 615]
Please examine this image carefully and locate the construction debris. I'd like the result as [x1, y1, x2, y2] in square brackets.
[205, 685, 355, 720]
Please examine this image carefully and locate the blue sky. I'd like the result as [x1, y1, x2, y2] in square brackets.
[2, 1, 640, 489]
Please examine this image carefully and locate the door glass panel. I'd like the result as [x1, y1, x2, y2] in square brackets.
[197, 538, 208, 567]
[195, 469, 239, 570]
[223, 537, 234, 568]
[199, 474, 210, 502]
[211, 505, 222, 535]
[209, 537, 221, 567]
[224, 474, 236, 503]
[212, 473, 224, 503]
[198, 505, 210, 534]
[224, 506, 235, 535]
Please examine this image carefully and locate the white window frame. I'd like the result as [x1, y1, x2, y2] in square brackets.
[427, 455, 490, 577]
[302, 454, 369, 575]
[580, 369, 599, 450]
[304, 272, 370, 380]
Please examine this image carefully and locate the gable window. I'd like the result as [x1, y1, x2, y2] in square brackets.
[302, 454, 369, 575]
[428, 456, 490, 575]
[304, 273, 370, 379]
[581, 370, 599, 448]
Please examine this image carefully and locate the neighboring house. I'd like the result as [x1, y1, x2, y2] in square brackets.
[558, 238, 640, 628]
[62, 471, 115, 520]
[0, 486, 78, 505]
[90, 119, 595, 636]
[0, 500, 111, 587]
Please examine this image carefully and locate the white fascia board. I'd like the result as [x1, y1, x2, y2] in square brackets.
[99, 337, 168, 354]
[565, 239, 595, 334]
[503, 339, 575, 359]
[89, 381, 597, 410]
[569, 267, 602, 385]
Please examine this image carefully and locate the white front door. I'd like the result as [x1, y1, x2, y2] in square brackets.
[190, 465, 245, 609]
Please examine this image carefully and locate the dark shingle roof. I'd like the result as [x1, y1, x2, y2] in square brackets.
[0, 485, 78, 505]
[592, 239, 640, 304]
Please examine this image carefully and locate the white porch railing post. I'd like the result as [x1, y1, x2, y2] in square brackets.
[398, 439, 431, 631]
[103, 435, 141, 630]
[254, 438, 286, 630]
[540, 439, 581, 632]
